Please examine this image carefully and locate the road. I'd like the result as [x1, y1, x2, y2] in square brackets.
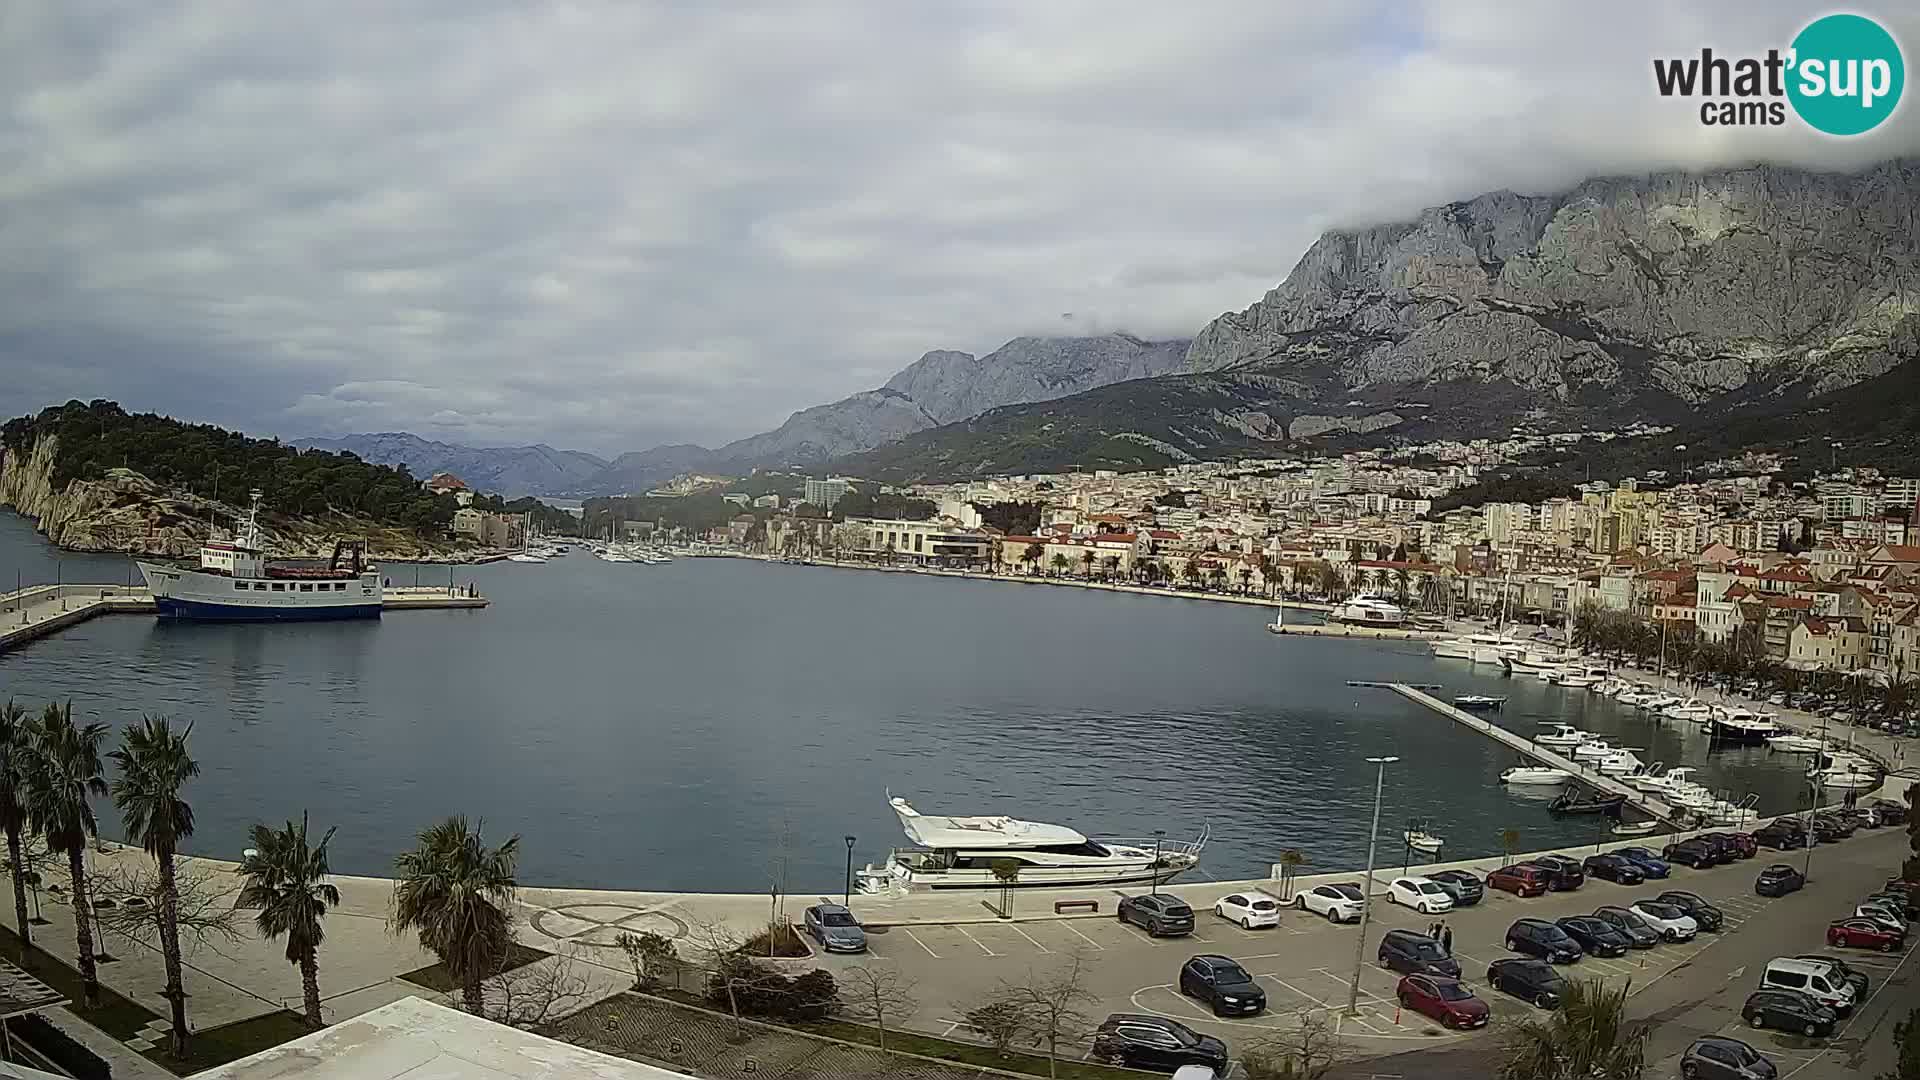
[805, 826, 1912, 1077]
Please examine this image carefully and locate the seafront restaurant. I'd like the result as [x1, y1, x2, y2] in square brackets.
[845, 516, 997, 568]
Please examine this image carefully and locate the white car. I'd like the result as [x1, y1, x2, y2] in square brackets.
[1214, 892, 1282, 930]
[1387, 876, 1454, 914]
[1856, 903, 1906, 934]
[1629, 901, 1699, 942]
[1295, 883, 1367, 923]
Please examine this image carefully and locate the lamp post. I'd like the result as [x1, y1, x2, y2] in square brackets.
[1802, 709, 1831, 880]
[843, 835, 856, 906]
[1348, 755, 1398, 1017]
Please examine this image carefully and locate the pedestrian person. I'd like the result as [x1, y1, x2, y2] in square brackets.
[1442, 923, 1453, 953]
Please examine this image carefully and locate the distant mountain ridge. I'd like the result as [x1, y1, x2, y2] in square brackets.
[302, 332, 1188, 495]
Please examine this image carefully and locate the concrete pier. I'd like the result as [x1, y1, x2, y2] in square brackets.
[1388, 682, 1686, 826]
[1, 582, 487, 653]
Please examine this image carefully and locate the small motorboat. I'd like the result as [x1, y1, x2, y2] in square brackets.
[1548, 791, 1629, 816]
[1500, 766, 1573, 786]
[1453, 695, 1507, 711]
[1534, 724, 1590, 749]
[1403, 828, 1445, 852]
[1610, 821, 1659, 837]
[1766, 733, 1827, 754]
[1557, 674, 1600, 690]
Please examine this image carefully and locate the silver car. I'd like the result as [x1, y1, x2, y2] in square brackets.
[804, 903, 867, 953]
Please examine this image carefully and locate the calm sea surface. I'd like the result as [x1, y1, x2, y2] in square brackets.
[0, 511, 1817, 892]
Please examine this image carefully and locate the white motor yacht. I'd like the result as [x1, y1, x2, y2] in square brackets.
[1571, 739, 1632, 760]
[1329, 593, 1408, 627]
[852, 795, 1208, 893]
[1595, 751, 1647, 777]
[1640, 694, 1682, 712]
[1664, 701, 1713, 725]
[1534, 724, 1591, 749]
[1500, 766, 1574, 786]
[1432, 632, 1527, 663]
[1765, 733, 1828, 754]
[1709, 709, 1781, 746]
[1624, 764, 1670, 791]
[1809, 756, 1881, 791]
[1557, 673, 1601, 690]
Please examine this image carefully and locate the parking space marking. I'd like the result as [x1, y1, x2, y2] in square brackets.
[1314, 967, 1392, 1005]
[1451, 950, 1488, 967]
[954, 924, 1000, 956]
[1259, 974, 1330, 1008]
[901, 927, 940, 958]
[1006, 923, 1052, 954]
[1058, 921, 1106, 951]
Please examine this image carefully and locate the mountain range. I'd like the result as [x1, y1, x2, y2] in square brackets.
[304, 158, 1920, 494]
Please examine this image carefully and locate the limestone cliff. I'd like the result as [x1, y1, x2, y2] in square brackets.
[0, 434, 459, 559]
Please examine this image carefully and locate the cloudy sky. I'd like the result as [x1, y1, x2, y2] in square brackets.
[3, 2, 1917, 455]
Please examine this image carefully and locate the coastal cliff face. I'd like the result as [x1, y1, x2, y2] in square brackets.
[0, 434, 457, 558]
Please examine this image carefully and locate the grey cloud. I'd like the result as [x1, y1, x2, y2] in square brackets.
[3, 1, 1918, 455]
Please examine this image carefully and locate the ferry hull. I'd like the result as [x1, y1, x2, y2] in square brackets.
[153, 597, 382, 621]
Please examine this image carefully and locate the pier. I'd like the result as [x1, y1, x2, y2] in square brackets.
[2, 582, 488, 653]
[1387, 682, 1686, 826]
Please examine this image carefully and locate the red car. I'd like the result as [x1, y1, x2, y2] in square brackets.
[1397, 974, 1491, 1029]
[1487, 863, 1552, 898]
[1828, 918, 1905, 953]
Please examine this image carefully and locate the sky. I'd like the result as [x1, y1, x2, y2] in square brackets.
[3, 2, 1918, 456]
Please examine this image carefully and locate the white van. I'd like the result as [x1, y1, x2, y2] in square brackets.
[1761, 958, 1858, 1013]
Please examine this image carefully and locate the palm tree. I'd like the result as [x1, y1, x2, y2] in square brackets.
[1022, 543, 1045, 573]
[1497, 978, 1648, 1080]
[391, 816, 520, 1015]
[1102, 555, 1120, 580]
[1049, 553, 1069, 577]
[0, 701, 34, 956]
[1238, 567, 1253, 593]
[238, 815, 340, 1029]
[1276, 849, 1308, 900]
[1079, 550, 1095, 579]
[23, 702, 108, 1007]
[109, 716, 199, 1057]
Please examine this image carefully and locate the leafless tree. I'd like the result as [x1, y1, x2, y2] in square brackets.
[1001, 949, 1098, 1079]
[963, 992, 1029, 1059]
[480, 952, 592, 1029]
[687, 920, 787, 1041]
[1241, 1012, 1347, 1080]
[837, 966, 918, 1054]
[92, 859, 243, 957]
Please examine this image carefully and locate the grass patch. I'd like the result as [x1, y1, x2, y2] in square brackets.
[146, 1010, 312, 1074]
[808, 1019, 1145, 1080]
[398, 942, 549, 993]
[0, 923, 161, 1041]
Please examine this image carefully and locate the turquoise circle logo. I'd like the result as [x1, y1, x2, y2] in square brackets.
[1787, 14, 1905, 135]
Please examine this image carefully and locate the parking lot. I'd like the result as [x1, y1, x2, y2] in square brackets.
[805, 827, 1913, 1067]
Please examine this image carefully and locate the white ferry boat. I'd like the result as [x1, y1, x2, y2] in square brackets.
[853, 795, 1207, 893]
[137, 491, 381, 621]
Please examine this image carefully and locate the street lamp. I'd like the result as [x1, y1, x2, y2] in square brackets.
[843, 836, 857, 906]
[1348, 755, 1399, 1017]
[1803, 709, 1832, 880]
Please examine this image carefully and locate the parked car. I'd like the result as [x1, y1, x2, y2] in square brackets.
[1628, 900, 1699, 942]
[1092, 1015, 1230, 1073]
[1213, 892, 1281, 930]
[1741, 989, 1837, 1037]
[1812, 812, 1856, 839]
[1696, 834, 1742, 864]
[1591, 906, 1661, 948]
[1504, 918, 1584, 963]
[1428, 869, 1484, 906]
[801, 904, 867, 953]
[1827, 918, 1904, 953]
[1488, 863, 1553, 898]
[1752, 821, 1807, 850]
[1486, 957, 1568, 1008]
[1612, 847, 1672, 878]
[1883, 880, 1920, 914]
[1119, 894, 1196, 937]
[1863, 890, 1917, 919]
[1680, 1036, 1777, 1080]
[1755, 864, 1806, 897]
[1378, 929, 1460, 978]
[1296, 883, 1367, 923]
[1582, 853, 1645, 885]
[1759, 957, 1858, 1015]
[1664, 838, 1720, 870]
[1396, 974, 1491, 1030]
[1178, 954, 1268, 1016]
[1555, 915, 1632, 958]
[1854, 903, 1906, 935]
[1791, 955, 1870, 998]
[1704, 832, 1758, 859]
[1865, 800, 1909, 828]
[1388, 876, 1454, 913]
[1652, 890, 1725, 931]
[1533, 854, 1587, 890]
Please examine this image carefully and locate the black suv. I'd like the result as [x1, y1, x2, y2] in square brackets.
[1178, 954, 1267, 1016]
[1487, 957, 1569, 1009]
[1533, 854, 1586, 890]
[1555, 915, 1632, 957]
[1740, 988, 1836, 1038]
[1583, 853, 1645, 885]
[1429, 869, 1484, 906]
[1378, 929, 1460, 977]
[1753, 821, 1807, 850]
[1664, 838, 1719, 870]
[1118, 894, 1195, 937]
[1591, 906, 1660, 948]
[1755, 864, 1806, 897]
[1654, 890, 1725, 931]
[1503, 918, 1583, 963]
[1091, 1014, 1229, 1072]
